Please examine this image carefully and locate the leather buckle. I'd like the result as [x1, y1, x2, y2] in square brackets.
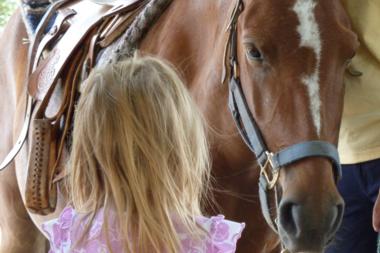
[260, 151, 279, 190]
[233, 61, 239, 79]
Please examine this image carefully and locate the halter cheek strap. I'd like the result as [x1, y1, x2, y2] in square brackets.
[228, 78, 342, 182]
[226, 0, 342, 233]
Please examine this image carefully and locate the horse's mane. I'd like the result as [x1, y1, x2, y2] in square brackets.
[100, 0, 173, 65]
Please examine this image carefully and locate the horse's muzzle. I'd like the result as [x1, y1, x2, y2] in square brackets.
[278, 194, 344, 253]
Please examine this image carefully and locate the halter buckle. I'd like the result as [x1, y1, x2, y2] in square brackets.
[260, 151, 279, 189]
[233, 61, 239, 79]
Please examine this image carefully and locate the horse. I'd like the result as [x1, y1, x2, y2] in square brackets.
[0, 0, 358, 252]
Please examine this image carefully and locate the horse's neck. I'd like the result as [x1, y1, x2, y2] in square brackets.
[141, 0, 230, 90]
[141, 0, 256, 172]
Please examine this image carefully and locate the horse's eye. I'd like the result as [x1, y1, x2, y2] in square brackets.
[245, 44, 263, 61]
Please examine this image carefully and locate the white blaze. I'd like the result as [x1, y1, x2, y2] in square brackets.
[293, 0, 322, 136]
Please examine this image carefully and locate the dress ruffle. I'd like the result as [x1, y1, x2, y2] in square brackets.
[42, 206, 245, 253]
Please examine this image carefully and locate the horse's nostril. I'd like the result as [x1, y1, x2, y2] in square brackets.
[279, 201, 298, 237]
[278, 199, 344, 245]
[277, 195, 344, 252]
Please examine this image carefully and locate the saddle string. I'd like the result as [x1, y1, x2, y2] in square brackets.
[52, 49, 87, 183]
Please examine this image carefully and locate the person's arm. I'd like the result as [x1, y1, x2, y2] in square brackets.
[373, 189, 380, 232]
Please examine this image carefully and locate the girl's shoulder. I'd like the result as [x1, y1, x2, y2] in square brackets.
[42, 206, 245, 253]
[185, 215, 246, 253]
[42, 206, 121, 253]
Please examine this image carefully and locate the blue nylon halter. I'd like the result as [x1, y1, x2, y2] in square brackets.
[228, 77, 342, 181]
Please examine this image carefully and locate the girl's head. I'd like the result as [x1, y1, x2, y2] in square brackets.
[69, 55, 210, 252]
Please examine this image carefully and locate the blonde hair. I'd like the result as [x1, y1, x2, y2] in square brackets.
[68, 55, 211, 252]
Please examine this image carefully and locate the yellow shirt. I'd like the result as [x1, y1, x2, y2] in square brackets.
[339, 0, 380, 164]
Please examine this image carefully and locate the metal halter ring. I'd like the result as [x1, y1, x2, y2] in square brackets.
[260, 151, 280, 190]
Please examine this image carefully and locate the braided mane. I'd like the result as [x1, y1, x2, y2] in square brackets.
[98, 0, 173, 65]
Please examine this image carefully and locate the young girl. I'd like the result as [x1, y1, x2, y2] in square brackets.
[42, 56, 245, 252]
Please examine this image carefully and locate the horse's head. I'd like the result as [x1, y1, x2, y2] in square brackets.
[233, 0, 358, 251]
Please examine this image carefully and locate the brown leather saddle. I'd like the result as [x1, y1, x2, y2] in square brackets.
[24, 0, 148, 215]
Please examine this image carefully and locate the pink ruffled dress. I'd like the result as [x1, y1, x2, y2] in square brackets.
[42, 206, 245, 253]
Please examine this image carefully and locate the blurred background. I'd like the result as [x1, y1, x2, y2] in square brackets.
[0, 0, 18, 29]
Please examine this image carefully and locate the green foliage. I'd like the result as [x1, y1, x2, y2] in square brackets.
[0, 0, 17, 28]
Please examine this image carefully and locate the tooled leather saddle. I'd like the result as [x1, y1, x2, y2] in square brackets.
[22, 0, 149, 215]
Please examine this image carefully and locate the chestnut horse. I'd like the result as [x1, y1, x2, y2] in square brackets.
[0, 0, 358, 252]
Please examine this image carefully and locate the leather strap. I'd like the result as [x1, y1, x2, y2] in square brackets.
[31, 8, 77, 81]
[28, 1, 143, 100]
[0, 96, 33, 171]
[52, 47, 87, 184]
[30, 0, 70, 74]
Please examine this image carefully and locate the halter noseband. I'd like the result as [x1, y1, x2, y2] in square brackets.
[226, 0, 342, 233]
